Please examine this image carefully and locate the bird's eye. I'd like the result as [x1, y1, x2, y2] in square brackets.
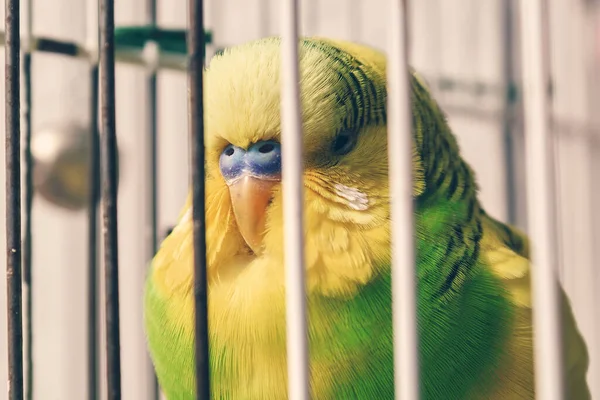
[331, 130, 357, 155]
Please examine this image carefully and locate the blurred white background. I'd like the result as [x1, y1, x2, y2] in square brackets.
[0, 0, 599, 398]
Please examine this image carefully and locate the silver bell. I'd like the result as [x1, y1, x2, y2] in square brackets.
[32, 122, 121, 212]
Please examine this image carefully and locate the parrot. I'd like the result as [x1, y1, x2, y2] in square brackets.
[143, 36, 591, 399]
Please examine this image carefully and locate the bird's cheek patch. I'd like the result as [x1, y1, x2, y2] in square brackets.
[333, 183, 369, 211]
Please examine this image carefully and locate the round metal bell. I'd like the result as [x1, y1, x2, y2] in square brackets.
[32, 122, 121, 212]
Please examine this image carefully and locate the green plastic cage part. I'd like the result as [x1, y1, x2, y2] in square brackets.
[0, 25, 213, 71]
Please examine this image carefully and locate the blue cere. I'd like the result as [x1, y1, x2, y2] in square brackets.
[246, 140, 282, 177]
[219, 140, 282, 182]
[219, 144, 246, 181]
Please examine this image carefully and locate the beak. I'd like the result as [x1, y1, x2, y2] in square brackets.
[227, 174, 279, 255]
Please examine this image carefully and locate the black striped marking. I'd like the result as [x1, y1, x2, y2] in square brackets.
[301, 39, 387, 132]
[435, 218, 483, 299]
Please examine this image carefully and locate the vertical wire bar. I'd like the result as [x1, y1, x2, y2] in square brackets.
[518, 1, 565, 399]
[99, 0, 122, 398]
[146, 0, 158, 314]
[88, 64, 100, 400]
[86, 0, 100, 395]
[280, 1, 310, 399]
[387, 1, 420, 399]
[502, 0, 518, 225]
[22, 51, 33, 400]
[145, 0, 160, 394]
[86, 1, 100, 399]
[5, 0, 24, 397]
[21, 0, 34, 396]
[187, 1, 211, 399]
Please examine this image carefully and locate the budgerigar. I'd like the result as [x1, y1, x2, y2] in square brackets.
[143, 36, 591, 399]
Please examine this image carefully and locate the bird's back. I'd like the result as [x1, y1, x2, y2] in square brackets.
[476, 211, 590, 399]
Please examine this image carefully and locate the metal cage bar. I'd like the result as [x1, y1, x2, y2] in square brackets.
[22, 0, 34, 396]
[387, 1, 420, 399]
[86, 1, 101, 399]
[88, 64, 100, 400]
[187, 0, 211, 399]
[145, 0, 160, 397]
[280, 0, 310, 399]
[5, 0, 24, 398]
[501, 0, 518, 226]
[99, 0, 123, 398]
[519, 1, 565, 399]
[22, 48, 33, 400]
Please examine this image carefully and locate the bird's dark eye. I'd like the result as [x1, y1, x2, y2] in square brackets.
[331, 130, 357, 155]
